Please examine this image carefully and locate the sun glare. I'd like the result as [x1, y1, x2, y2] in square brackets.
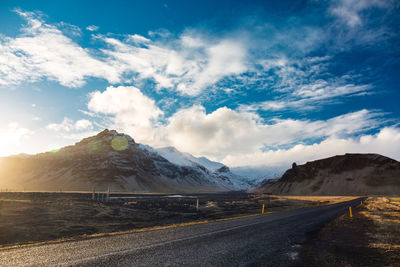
[111, 136, 129, 151]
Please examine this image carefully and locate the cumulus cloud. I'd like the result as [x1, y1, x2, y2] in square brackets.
[162, 106, 383, 160]
[88, 86, 163, 143]
[45, 117, 97, 143]
[223, 127, 400, 167]
[46, 117, 93, 132]
[87, 90, 391, 166]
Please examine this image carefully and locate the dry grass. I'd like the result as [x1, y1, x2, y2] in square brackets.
[360, 197, 400, 256]
[265, 195, 358, 204]
[297, 196, 400, 266]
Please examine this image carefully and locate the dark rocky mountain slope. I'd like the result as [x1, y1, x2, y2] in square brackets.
[255, 153, 400, 195]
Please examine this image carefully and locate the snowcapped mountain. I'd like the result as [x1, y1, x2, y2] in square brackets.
[230, 165, 286, 184]
[0, 129, 280, 192]
[147, 146, 256, 189]
[154, 146, 225, 171]
[0, 130, 236, 193]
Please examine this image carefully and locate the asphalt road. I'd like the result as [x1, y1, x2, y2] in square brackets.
[0, 198, 363, 267]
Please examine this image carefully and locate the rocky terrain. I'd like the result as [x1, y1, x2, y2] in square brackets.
[0, 130, 244, 192]
[256, 153, 400, 195]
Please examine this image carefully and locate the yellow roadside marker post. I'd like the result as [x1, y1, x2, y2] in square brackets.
[262, 204, 265, 214]
[349, 207, 353, 218]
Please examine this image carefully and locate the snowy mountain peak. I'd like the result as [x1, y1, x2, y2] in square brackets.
[68, 129, 136, 153]
[152, 145, 259, 189]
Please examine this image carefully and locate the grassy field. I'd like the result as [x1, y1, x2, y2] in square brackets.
[297, 197, 400, 266]
[0, 192, 351, 248]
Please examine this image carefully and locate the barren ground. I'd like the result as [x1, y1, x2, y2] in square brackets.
[0, 192, 353, 248]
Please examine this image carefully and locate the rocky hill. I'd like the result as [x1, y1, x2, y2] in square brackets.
[0, 129, 238, 193]
[256, 153, 400, 195]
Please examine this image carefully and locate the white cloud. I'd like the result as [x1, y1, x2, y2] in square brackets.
[88, 86, 163, 143]
[162, 106, 383, 160]
[101, 34, 248, 95]
[241, 82, 371, 112]
[45, 117, 97, 143]
[129, 34, 151, 43]
[0, 10, 120, 87]
[329, 0, 389, 27]
[46, 117, 93, 132]
[294, 80, 371, 99]
[223, 127, 400, 167]
[75, 119, 93, 130]
[164, 105, 263, 156]
[240, 57, 372, 112]
[0, 10, 249, 96]
[86, 25, 99, 31]
[0, 122, 33, 156]
[84, 82, 386, 164]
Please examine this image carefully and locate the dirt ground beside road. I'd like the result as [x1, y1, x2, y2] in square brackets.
[297, 197, 400, 266]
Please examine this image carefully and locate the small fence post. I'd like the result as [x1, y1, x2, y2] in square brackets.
[196, 198, 199, 211]
[262, 204, 265, 214]
[349, 207, 353, 218]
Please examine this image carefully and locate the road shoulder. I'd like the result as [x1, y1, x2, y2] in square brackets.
[295, 197, 400, 266]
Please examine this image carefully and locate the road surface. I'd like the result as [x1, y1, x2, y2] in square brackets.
[0, 198, 363, 266]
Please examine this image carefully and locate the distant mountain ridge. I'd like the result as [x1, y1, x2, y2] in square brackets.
[145, 145, 257, 189]
[0, 130, 239, 192]
[256, 153, 400, 195]
[153, 146, 225, 171]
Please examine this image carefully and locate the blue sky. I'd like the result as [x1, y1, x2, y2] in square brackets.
[0, 0, 399, 167]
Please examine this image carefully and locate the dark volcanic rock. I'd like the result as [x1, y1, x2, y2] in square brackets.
[256, 153, 400, 196]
